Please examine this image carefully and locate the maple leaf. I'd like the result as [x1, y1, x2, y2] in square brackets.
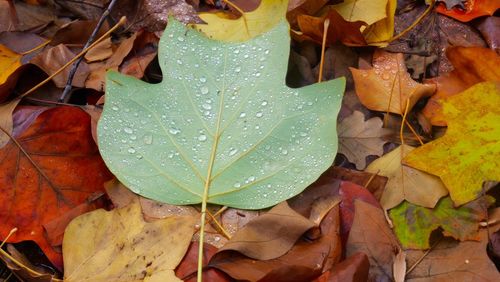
[63, 200, 196, 281]
[337, 111, 390, 169]
[0, 106, 113, 268]
[404, 82, 500, 205]
[365, 145, 448, 210]
[389, 196, 494, 249]
[421, 46, 500, 126]
[350, 50, 436, 115]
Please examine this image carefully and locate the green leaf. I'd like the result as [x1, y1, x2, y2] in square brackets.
[389, 196, 494, 249]
[97, 20, 345, 209]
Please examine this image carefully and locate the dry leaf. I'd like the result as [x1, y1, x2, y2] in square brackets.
[366, 145, 448, 210]
[338, 110, 390, 169]
[63, 201, 196, 282]
[351, 50, 436, 114]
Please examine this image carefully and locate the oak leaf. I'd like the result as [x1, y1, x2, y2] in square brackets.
[405, 82, 500, 205]
[338, 110, 390, 170]
[63, 201, 196, 282]
[365, 145, 448, 210]
[351, 50, 436, 115]
[421, 46, 500, 126]
[0, 106, 112, 268]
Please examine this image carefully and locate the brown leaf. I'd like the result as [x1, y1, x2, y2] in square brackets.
[406, 228, 500, 281]
[209, 205, 341, 281]
[175, 242, 231, 282]
[313, 252, 370, 282]
[347, 200, 401, 282]
[475, 16, 500, 53]
[218, 202, 315, 260]
[330, 166, 387, 201]
[30, 44, 90, 88]
[0, 1, 56, 33]
[0, 244, 58, 282]
[351, 50, 436, 115]
[338, 110, 390, 169]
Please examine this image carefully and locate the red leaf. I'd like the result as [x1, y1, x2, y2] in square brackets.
[0, 106, 113, 269]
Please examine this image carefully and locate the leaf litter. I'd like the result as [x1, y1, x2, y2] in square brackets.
[0, 0, 499, 281]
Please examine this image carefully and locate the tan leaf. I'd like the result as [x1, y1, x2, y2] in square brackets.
[63, 201, 196, 282]
[366, 145, 448, 210]
[350, 50, 436, 114]
[347, 200, 401, 282]
[338, 110, 390, 169]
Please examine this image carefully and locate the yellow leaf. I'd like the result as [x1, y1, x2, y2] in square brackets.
[350, 50, 436, 115]
[332, 0, 389, 25]
[404, 82, 500, 206]
[194, 0, 288, 42]
[363, 0, 396, 46]
[366, 145, 448, 210]
[63, 201, 196, 282]
[0, 44, 22, 99]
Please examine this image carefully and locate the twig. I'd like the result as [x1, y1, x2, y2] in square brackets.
[389, 0, 436, 43]
[318, 18, 330, 83]
[406, 237, 442, 275]
[17, 17, 126, 100]
[58, 0, 119, 102]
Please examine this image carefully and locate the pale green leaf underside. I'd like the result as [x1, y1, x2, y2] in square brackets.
[98, 20, 345, 209]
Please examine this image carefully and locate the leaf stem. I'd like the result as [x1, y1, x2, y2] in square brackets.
[318, 18, 330, 83]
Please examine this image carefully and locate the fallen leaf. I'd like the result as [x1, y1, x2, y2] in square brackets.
[330, 166, 388, 201]
[218, 202, 314, 260]
[366, 145, 448, 210]
[421, 46, 500, 126]
[98, 19, 344, 209]
[0, 1, 56, 33]
[393, 249, 406, 282]
[0, 106, 113, 268]
[84, 37, 113, 62]
[296, 9, 367, 46]
[175, 242, 231, 282]
[338, 110, 390, 170]
[436, 0, 500, 22]
[0, 44, 23, 101]
[475, 16, 500, 53]
[389, 196, 493, 249]
[331, 0, 389, 25]
[405, 82, 500, 205]
[351, 50, 436, 115]
[0, 244, 59, 282]
[63, 200, 196, 282]
[313, 252, 369, 282]
[347, 200, 401, 282]
[30, 44, 90, 88]
[406, 228, 500, 281]
[287, 0, 329, 28]
[209, 205, 341, 281]
[55, 0, 106, 20]
[0, 100, 21, 148]
[195, 0, 288, 41]
[362, 0, 396, 46]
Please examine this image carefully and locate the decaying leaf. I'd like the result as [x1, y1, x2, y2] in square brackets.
[351, 50, 436, 114]
[63, 201, 196, 282]
[338, 110, 390, 170]
[389, 196, 494, 249]
[98, 19, 344, 209]
[0, 106, 112, 268]
[218, 202, 314, 260]
[436, 0, 500, 22]
[421, 46, 500, 126]
[195, 0, 288, 41]
[366, 145, 448, 210]
[406, 227, 500, 281]
[347, 200, 401, 282]
[405, 82, 500, 205]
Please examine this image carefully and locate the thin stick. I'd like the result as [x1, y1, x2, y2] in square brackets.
[206, 211, 232, 239]
[18, 16, 126, 100]
[404, 120, 424, 146]
[20, 40, 51, 55]
[406, 238, 442, 275]
[318, 18, 330, 83]
[0, 248, 63, 282]
[0, 228, 17, 248]
[363, 170, 380, 188]
[59, 0, 119, 102]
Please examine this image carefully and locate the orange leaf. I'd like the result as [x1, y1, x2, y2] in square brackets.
[351, 50, 436, 115]
[0, 106, 113, 269]
[296, 8, 367, 46]
[422, 46, 500, 126]
[436, 0, 500, 22]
